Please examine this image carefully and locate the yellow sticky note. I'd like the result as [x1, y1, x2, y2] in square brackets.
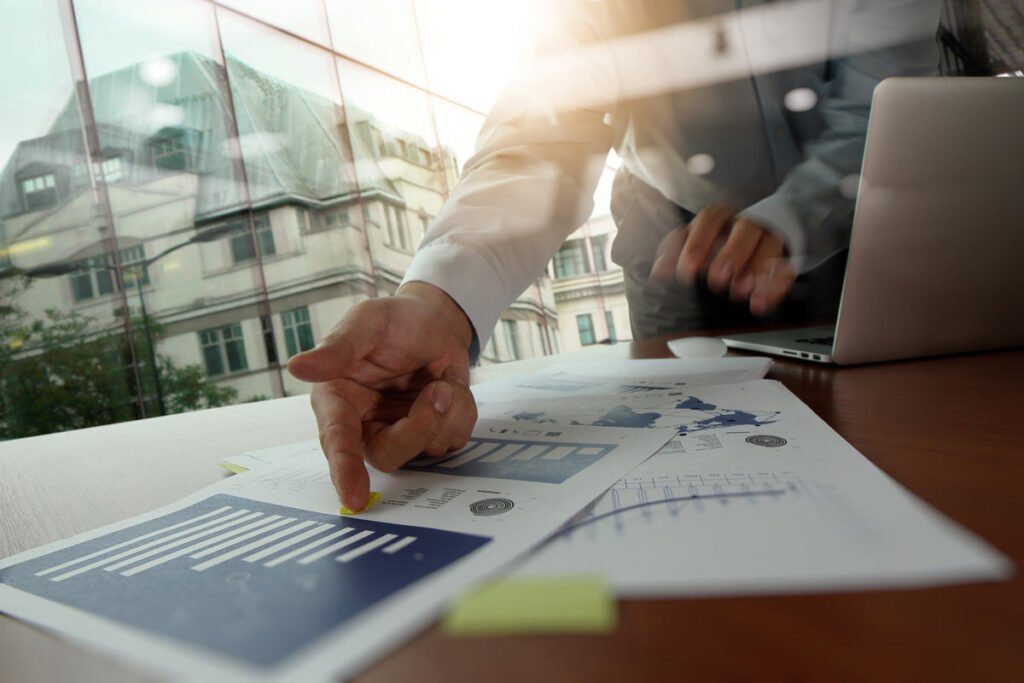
[339, 491, 381, 515]
[219, 462, 249, 475]
[442, 575, 616, 636]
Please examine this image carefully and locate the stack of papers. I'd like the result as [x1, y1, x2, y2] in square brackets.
[0, 357, 1011, 681]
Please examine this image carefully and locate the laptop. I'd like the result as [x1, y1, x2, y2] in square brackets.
[722, 77, 1024, 365]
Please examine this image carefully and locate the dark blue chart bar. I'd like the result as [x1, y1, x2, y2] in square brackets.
[405, 436, 616, 483]
[0, 494, 490, 668]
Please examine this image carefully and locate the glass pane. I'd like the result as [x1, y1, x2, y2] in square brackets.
[219, 12, 373, 397]
[414, 0, 535, 112]
[217, 0, 330, 46]
[202, 340, 225, 377]
[297, 323, 315, 353]
[225, 338, 247, 373]
[327, 0, 426, 86]
[337, 59, 442, 288]
[0, 0, 147, 436]
[73, 0, 280, 414]
[284, 326, 298, 358]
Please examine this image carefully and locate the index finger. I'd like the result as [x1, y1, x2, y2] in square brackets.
[311, 382, 371, 511]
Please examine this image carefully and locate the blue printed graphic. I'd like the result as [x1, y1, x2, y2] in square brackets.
[572, 405, 661, 429]
[405, 436, 616, 484]
[0, 494, 490, 668]
[505, 394, 778, 436]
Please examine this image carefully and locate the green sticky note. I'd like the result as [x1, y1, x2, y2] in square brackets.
[442, 575, 616, 636]
[219, 462, 249, 475]
[339, 491, 382, 515]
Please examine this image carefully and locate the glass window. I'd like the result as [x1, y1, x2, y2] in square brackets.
[282, 306, 315, 357]
[216, 0, 331, 45]
[230, 215, 276, 264]
[591, 235, 609, 272]
[577, 313, 595, 346]
[337, 59, 443, 282]
[199, 323, 248, 377]
[150, 130, 191, 171]
[96, 156, 124, 182]
[20, 173, 58, 211]
[414, 0, 532, 112]
[605, 310, 617, 343]
[502, 319, 520, 360]
[260, 314, 279, 365]
[553, 240, 588, 279]
[327, 0, 426, 85]
[69, 246, 147, 302]
[120, 245, 149, 289]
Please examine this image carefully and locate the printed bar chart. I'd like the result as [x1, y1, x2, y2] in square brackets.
[0, 494, 490, 668]
[405, 436, 617, 484]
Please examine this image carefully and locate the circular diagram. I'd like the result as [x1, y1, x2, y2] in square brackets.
[745, 434, 787, 448]
[469, 498, 515, 516]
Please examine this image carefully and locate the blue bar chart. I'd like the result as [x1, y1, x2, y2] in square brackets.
[0, 494, 490, 668]
[405, 436, 617, 484]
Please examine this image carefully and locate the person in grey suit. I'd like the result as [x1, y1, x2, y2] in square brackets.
[289, 0, 942, 510]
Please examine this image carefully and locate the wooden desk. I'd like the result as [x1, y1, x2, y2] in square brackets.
[2, 340, 1023, 682]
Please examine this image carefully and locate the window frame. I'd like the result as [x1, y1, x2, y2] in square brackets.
[502, 319, 520, 360]
[576, 313, 596, 346]
[281, 306, 315, 358]
[604, 310, 617, 343]
[553, 240, 589, 279]
[199, 323, 248, 377]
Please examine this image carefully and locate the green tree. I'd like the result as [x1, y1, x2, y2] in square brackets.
[0, 286, 237, 438]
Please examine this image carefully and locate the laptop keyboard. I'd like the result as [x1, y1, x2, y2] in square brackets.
[795, 336, 835, 347]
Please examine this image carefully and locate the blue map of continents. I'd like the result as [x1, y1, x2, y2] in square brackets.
[512, 395, 777, 434]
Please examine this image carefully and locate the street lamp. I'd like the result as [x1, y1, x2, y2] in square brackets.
[1, 221, 243, 416]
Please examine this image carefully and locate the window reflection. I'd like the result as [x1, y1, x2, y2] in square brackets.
[0, 0, 593, 439]
[327, 0, 426, 86]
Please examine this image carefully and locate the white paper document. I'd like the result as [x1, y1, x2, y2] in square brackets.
[0, 419, 673, 681]
[472, 357, 772, 405]
[503, 380, 1012, 595]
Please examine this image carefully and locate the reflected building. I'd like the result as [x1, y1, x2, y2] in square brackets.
[548, 214, 632, 353]
[0, 51, 561, 405]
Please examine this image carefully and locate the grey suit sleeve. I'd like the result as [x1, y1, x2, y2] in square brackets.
[741, 0, 942, 273]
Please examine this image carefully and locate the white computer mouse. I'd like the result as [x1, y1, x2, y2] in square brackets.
[667, 336, 728, 359]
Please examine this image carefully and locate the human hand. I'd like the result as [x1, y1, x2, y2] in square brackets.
[286, 282, 476, 511]
[648, 203, 796, 316]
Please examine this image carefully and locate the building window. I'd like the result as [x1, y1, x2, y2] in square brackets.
[384, 205, 410, 251]
[151, 136, 187, 171]
[70, 246, 148, 302]
[591, 235, 609, 272]
[397, 139, 408, 159]
[230, 215, 276, 264]
[538, 322, 549, 355]
[260, 315, 279, 365]
[553, 240, 589, 279]
[576, 313, 595, 346]
[320, 208, 349, 230]
[199, 323, 248, 377]
[20, 173, 57, 211]
[95, 156, 124, 182]
[370, 126, 386, 157]
[605, 310, 617, 342]
[281, 306, 315, 357]
[502, 319, 520, 360]
[418, 148, 432, 167]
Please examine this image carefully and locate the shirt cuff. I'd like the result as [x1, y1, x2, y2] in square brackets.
[401, 240, 508, 355]
[739, 194, 809, 275]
